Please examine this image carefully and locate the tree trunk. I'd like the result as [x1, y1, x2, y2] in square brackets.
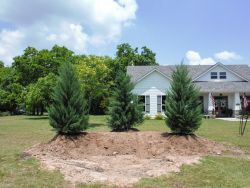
[32, 107, 35, 115]
[36, 107, 39, 116]
[40, 105, 44, 115]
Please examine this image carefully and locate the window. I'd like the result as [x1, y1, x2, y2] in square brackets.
[162, 96, 166, 112]
[211, 72, 218, 79]
[219, 72, 226, 79]
[145, 95, 150, 113]
[138, 95, 150, 113]
[138, 96, 145, 111]
[157, 95, 166, 113]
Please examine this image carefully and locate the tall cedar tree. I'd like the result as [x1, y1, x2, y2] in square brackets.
[165, 64, 202, 134]
[49, 62, 88, 134]
[108, 72, 143, 131]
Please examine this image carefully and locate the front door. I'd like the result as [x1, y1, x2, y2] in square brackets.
[214, 96, 228, 117]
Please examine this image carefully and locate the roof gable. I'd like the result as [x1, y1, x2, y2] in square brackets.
[135, 68, 172, 83]
[193, 62, 249, 82]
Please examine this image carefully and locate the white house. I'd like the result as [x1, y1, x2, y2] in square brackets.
[127, 62, 250, 118]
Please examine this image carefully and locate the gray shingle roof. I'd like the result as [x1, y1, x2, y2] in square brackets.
[127, 65, 213, 82]
[195, 82, 250, 93]
[127, 64, 250, 92]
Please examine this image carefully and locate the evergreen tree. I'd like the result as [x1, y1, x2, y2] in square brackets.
[165, 64, 202, 134]
[48, 62, 88, 134]
[108, 72, 143, 131]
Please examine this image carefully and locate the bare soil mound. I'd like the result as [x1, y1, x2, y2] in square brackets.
[26, 132, 234, 187]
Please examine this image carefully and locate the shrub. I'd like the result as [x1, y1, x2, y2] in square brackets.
[165, 64, 202, 134]
[154, 113, 164, 120]
[144, 114, 151, 120]
[0, 111, 11, 116]
[107, 72, 144, 131]
[48, 62, 89, 135]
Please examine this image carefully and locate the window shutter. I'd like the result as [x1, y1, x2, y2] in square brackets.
[157, 95, 162, 112]
[145, 96, 150, 113]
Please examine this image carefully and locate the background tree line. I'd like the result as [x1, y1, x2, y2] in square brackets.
[0, 43, 157, 115]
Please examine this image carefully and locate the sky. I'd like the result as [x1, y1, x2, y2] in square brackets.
[0, 0, 249, 66]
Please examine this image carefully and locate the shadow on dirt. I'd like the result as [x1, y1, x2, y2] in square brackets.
[161, 132, 199, 141]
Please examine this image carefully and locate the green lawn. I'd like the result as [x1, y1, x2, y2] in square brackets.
[0, 115, 250, 188]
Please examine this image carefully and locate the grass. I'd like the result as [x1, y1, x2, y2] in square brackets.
[0, 115, 66, 188]
[135, 156, 250, 188]
[198, 119, 250, 153]
[0, 115, 250, 188]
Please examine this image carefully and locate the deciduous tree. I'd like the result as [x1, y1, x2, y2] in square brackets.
[75, 55, 113, 114]
[0, 68, 23, 114]
[115, 43, 158, 72]
[25, 73, 57, 115]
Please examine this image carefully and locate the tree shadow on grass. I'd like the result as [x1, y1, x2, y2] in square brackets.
[24, 116, 49, 120]
[88, 123, 106, 128]
[161, 132, 198, 141]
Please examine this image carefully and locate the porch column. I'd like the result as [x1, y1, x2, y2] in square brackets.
[233, 92, 241, 117]
[208, 92, 214, 115]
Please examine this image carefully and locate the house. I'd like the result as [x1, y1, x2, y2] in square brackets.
[127, 62, 250, 118]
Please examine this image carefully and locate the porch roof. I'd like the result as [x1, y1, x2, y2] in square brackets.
[195, 81, 250, 93]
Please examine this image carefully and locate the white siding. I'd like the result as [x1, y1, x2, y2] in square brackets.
[133, 71, 170, 116]
[196, 65, 245, 82]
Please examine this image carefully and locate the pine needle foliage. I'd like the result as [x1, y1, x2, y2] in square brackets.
[165, 64, 202, 134]
[48, 62, 88, 135]
[107, 72, 143, 131]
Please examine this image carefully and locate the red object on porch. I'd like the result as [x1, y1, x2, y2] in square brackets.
[243, 94, 248, 109]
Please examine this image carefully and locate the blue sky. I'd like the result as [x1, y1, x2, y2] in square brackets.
[119, 0, 250, 65]
[0, 0, 249, 65]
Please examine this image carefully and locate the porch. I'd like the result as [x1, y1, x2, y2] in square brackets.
[200, 92, 250, 117]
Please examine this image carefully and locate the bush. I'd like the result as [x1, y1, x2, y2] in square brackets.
[165, 64, 202, 134]
[0, 111, 11, 116]
[154, 113, 164, 120]
[48, 62, 89, 135]
[144, 114, 151, 120]
[107, 72, 144, 131]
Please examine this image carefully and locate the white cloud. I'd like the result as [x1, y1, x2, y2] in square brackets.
[185, 50, 216, 65]
[186, 51, 201, 63]
[0, 0, 138, 65]
[43, 22, 89, 52]
[186, 50, 242, 65]
[199, 58, 216, 65]
[0, 30, 24, 66]
[214, 51, 242, 61]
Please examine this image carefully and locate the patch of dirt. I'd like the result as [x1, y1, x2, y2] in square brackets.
[25, 132, 240, 187]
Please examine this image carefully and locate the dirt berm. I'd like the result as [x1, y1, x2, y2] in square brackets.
[26, 131, 235, 187]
